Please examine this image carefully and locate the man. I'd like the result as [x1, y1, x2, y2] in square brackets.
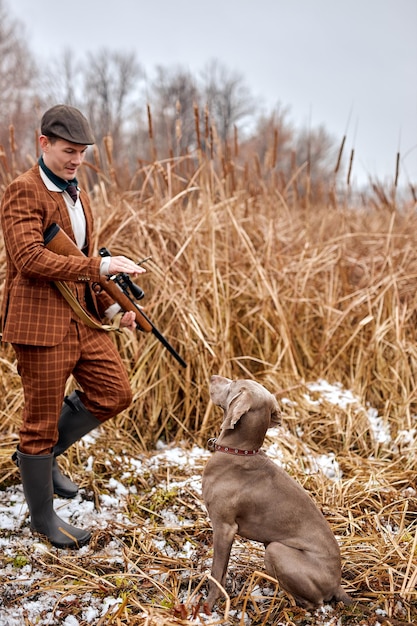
[1, 104, 144, 549]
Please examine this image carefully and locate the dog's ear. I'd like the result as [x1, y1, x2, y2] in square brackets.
[222, 389, 252, 430]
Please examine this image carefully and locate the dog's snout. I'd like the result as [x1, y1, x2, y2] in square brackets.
[270, 409, 281, 427]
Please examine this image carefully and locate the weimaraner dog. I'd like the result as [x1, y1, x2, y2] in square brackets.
[202, 375, 352, 610]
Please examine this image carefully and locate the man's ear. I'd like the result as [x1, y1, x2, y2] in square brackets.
[39, 135, 50, 152]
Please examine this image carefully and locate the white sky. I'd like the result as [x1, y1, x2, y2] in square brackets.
[10, 0, 417, 187]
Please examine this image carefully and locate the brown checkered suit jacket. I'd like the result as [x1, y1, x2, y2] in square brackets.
[1, 164, 113, 346]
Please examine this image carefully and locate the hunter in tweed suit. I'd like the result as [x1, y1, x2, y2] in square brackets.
[0, 105, 144, 548]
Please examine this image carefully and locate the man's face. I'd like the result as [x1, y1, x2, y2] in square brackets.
[39, 136, 88, 180]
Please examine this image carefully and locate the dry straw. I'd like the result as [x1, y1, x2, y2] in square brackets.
[0, 117, 416, 624]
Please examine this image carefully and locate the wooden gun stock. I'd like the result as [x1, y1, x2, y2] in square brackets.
[44, 223, 187, 368]
[44, 223, 152, 332]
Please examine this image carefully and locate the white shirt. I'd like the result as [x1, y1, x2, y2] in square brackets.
[39, 167, 119, 320]
[40, 167, 86, 249]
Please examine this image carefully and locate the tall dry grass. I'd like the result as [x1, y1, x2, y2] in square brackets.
[0, 124, 416, 624]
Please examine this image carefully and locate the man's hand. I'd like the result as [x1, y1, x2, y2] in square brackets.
[108, 256, 146, 277]
[119, 310, 137, 331]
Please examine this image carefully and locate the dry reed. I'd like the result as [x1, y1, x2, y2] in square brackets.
[0, 124, 416, 624]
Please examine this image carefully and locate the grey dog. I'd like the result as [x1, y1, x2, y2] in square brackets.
[202, 375, 352, 610]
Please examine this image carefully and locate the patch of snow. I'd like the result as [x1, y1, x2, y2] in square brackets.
[0, 378, 400, 624]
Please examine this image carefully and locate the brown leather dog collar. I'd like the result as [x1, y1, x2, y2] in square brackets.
[207, 438, 260, 456]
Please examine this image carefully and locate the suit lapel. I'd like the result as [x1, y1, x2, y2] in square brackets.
[47, 187, 92, 253]
[34, 163, 92, 252]
[80, 190, 93, 254]
[55, 193, 76, 242]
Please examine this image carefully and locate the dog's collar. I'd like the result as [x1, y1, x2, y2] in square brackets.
[207, 438, 260, 456]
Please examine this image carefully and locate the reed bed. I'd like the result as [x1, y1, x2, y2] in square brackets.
[0, 134, 416, 624]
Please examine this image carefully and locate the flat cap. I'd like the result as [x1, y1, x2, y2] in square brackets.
[41, 104, 95, 145]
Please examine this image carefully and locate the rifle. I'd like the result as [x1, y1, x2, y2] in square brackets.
[43, 223, 187, 368]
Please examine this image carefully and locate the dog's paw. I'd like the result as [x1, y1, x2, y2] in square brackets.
[172, 604, 188, 619]
[201, 601, 212, 615]
[190, 597, 212, 618]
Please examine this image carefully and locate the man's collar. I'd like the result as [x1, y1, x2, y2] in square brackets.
[38, 156, 78, 190]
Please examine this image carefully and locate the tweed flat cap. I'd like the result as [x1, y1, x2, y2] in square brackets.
[41, 104, 95, 144]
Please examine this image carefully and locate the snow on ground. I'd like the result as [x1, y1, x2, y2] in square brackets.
[0, 443, 212, 626]
[1, 379, 414, 625]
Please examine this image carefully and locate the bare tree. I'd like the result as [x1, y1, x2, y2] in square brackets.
[0, 0, 39, 160]
[147, 65, 200, 157]
[200, 59, 255, 144]
[145, 60, 256, 159]
[241, 105, 294, 170]
[295, 125, 337, 183]
[41, 49, 83, 107]
[81, 49, 143, 153]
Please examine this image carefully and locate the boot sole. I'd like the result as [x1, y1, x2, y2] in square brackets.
[54, 487, 78, 499]
[31, 529, 92, 549]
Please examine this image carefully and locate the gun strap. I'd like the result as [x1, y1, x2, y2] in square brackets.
[54, 280, 118, 332]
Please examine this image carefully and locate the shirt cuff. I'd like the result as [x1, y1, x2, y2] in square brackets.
[100, 257, 111, 275]
[105, 302, 121, 320]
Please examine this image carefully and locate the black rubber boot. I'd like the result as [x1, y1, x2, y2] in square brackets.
[12, 391, 101, 499]
[52, 391, 102, 498]
[16, 449, 91, 549]
[12, 450, 78, 499]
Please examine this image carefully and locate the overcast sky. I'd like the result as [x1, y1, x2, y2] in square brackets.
[10, 0, 417, 187]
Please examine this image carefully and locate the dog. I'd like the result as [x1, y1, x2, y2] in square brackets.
[202, 375, 352, 610]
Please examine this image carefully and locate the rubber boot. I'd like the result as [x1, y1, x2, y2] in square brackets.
[12, 449, 78, 499]
[12, 391, 102, 499]
[52, 391, 101, 498]
[16, 449, 91, 549]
